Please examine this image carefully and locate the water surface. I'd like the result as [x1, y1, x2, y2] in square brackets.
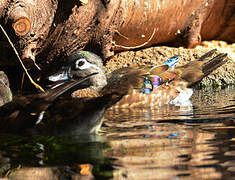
[0, 86, 234, 179]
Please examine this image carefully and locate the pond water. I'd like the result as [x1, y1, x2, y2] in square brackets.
[0, 86, 235, 179]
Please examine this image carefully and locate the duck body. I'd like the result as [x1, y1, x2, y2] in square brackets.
[35, 91, 123, 136]
[0, 50, 225, 135]
[50, 49, 227, 109]
[105, 49, 227, 108]
[0, 73, 124, 135]
[101, 67, 192, 108]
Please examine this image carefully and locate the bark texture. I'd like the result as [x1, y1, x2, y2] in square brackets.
[0, 0, 234, 68]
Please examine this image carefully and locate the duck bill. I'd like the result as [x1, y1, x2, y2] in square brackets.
[48, 66, 71, 89]
[48, 79, 71, 89]
[48, 66, 71, 82]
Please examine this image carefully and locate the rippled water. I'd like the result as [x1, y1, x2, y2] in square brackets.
[0, 86, 235, 179]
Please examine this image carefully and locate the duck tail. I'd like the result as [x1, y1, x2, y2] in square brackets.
[202, 53, 227, 77]
[197, 49, 217, 61]
[179, 49, 228, 87]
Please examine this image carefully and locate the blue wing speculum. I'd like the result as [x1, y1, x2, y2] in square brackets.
[163, 55, 180, 69]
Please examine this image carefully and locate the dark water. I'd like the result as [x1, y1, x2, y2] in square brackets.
[0, 86, 235, 179]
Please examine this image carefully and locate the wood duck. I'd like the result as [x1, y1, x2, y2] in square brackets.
[0, 71, 12, 107]
[0, 73, 127, 135]
[48, 49, 227, 108]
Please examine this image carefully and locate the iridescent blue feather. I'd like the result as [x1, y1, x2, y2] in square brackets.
[163, 55, 180, 69]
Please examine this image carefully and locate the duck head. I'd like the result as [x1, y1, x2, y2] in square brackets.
[49, 51, 107, 92]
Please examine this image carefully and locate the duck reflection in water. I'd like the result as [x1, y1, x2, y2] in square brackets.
[49, 49, 227, 109]
[0, 73, 126, 135]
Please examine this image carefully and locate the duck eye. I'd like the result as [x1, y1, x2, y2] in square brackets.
[75, 58, 92, 70]
[78, 60, 85, 67]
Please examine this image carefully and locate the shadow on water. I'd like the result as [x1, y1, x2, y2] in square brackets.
[0, 86, 235, 179]
[0, 135, 115, 179]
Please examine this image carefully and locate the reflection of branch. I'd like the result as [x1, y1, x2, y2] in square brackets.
[0, 24, 45, 92]
[114, 28, 156, 49]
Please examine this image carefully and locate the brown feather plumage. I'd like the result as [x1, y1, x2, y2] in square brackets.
[100, 49, 227, 108]
[50, 50, 227, 110]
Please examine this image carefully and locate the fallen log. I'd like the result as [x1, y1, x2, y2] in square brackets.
[0, 0, 234, 68]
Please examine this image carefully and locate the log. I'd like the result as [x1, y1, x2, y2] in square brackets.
[0, 0, 234, 68]
[114, 0, 235, 50]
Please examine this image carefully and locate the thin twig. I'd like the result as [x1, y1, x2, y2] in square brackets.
[114, 28, 156, 49]
[21, 72, 25, 90]
[0, 24, 45, 92]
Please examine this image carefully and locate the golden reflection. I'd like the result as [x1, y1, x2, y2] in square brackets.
[104, 114, 227, 179]
[103, 87, 235, 179]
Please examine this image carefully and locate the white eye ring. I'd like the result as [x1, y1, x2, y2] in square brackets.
[75, 58, 93, 70]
